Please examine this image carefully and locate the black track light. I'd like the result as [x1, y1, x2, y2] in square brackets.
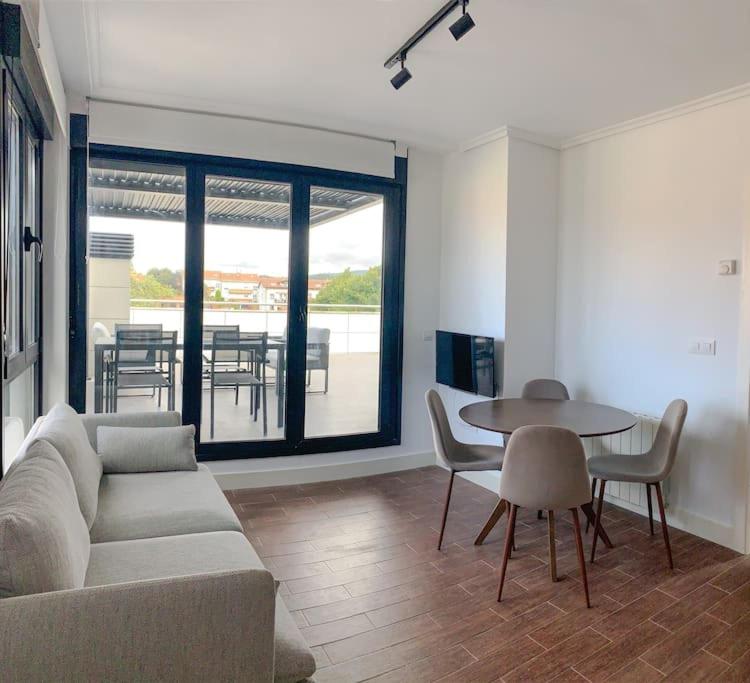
[390, 56, 412, 90]
[449, 1, 475, 41]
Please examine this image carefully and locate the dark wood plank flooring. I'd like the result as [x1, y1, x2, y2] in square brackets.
[225, 466, 749, 682]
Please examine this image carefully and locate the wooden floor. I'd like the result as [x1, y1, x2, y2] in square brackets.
[226, 466, 750, 682]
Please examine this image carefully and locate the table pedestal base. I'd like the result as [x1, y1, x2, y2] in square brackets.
[474, 497, 614, 550]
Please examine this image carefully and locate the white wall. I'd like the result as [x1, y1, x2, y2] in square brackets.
[556, 95, 750, 550]
[208, 147, 443, 486]
[503, 137, 560, 397]
[438, 138, 508, 456]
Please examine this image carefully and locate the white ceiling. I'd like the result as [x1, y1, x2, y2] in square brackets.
[45, 0, 750, 149]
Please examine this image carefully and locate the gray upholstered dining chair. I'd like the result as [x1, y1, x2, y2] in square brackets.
[522, 379, 571, 519]
[497, 425, 592, 608]
[522, 378, 570, 400]
[588, 399, 687, 569]
[425, 389, 504, 550]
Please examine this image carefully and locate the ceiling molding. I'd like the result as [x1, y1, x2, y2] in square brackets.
[460, 125, 561, 153]
[561, 81, 750, 150]
[81, 0, 101, 93]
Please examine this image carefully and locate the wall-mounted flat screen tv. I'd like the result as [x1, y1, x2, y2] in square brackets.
[435, 330, 495, 397]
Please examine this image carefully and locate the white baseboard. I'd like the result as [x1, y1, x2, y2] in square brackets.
[210, 451, 436, 490]
[444, 468, 741, 552]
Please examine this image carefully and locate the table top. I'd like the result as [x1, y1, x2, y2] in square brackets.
[459, 398, 637, 438]
[95, 336, 286, 349]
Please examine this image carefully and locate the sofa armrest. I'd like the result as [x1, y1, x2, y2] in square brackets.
[0, 569, 276, 683]
[80, 410, 182, 450]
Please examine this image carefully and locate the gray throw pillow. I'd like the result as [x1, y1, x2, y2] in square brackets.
[97, 425, 198, 473]
[0, 441, 91, 598]
[32, 403, 103, 529]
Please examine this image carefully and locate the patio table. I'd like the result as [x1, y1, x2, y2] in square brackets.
[94, 335, 287, 428]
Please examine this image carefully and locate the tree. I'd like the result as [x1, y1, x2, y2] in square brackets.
[147, 267, 183, 292]
[315, 266, 381, 309]
[130, 268, 181, 302]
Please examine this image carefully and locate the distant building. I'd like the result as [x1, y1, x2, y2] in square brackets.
[203, 270, 329, 310]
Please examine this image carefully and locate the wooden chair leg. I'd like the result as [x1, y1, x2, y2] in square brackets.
[654, 482, 674, 570]
[571, 508, 591, 608]
[437, 471, 456, 550]
[585, 478, 597, 533]
[497, 504, 518, 602]
[590, 479, 606, 562]
[547, 510, 557, 581]
[645, 483, 654, 535]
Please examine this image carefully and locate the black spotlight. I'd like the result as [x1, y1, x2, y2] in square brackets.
[449, 1, 475, 41]
[390, 56, 412, 90]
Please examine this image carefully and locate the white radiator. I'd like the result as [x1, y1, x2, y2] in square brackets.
[583, 412, 666, 513]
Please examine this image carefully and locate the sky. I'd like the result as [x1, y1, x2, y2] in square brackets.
[89, 203, 384, 277]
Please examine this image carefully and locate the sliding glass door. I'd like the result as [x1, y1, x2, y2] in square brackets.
[70, 143, 406, 459]
[305, 187, 384, 438]
[201, 175, 291, 443]
[86, 158, 187, 414]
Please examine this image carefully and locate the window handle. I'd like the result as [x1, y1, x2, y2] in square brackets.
[23, 226, 43, 262]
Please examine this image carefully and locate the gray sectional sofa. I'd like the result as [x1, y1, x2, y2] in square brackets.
[0, 405, 315, 683]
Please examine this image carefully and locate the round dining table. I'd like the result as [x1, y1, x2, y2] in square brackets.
[459, 398, 637, 547]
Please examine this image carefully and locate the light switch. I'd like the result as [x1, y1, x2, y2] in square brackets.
[423, 330, 434, 342]
[689, 338, 716, 356]
[719, 260, 737, 275]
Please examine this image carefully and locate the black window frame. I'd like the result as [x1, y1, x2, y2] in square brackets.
[69, 135, 407, 460]
[1, 65, 43, 415]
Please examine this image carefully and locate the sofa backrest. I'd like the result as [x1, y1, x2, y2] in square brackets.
[32, 404, 103, 529]
[0, 440, 91, 598]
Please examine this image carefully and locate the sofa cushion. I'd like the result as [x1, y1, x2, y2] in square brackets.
[81, 411, 181, 451]
[32, 403, 103, 528]
[85, 531, 265, 586]
[274, 596, 317, 683]
[85, 531, 316, 683]
[0, 441, 90, 598]
[89, 465, 242, 543]
[97, 425, 198, 473]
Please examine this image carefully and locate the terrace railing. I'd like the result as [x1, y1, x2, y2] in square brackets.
[128, 300, 381, 354]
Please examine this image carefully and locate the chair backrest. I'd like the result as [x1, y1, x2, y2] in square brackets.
[114, 323, 163, 364]
[211, 330, 268, 369]
[307, 327, 330, 344]
[114, 329, 176, 369]
[425, 389, 461, 469]
[500, 425, 591, 510]
[649, 399, 688, 480]
[521, 379, 570, 400]
[203, 324, 240, 363]
[307, 327, 330, 366]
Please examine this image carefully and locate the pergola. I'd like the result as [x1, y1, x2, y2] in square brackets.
[88, 160, 382, 229]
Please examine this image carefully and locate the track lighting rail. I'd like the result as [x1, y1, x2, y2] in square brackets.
[383, 0, 468, 69]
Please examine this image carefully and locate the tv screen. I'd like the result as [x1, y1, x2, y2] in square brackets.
[435, 330, 495, 397]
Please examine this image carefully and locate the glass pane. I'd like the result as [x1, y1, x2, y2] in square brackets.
[24, 136, 40, 345]
[86, 159, 186, 414]
[201, 176, 290, 442]
[5, 104, 21, 357]
[2, 363, 38, 473]
[304, 187, 384, 438]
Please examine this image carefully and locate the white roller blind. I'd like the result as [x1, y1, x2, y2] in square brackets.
[88, 101, 397, 179]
